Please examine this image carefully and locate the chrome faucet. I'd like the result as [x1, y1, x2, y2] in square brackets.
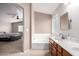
[59, 33, 65, 39]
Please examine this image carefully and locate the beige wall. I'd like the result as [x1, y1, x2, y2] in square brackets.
[34, 12, 52, 33]
[0, 22, 11, 33]
[18, 3, 52, 51]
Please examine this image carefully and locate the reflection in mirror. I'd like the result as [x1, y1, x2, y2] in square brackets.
[0, 4, 23, 53]
[60, 12, 69, 31]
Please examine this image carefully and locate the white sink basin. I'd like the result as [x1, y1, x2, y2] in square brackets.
[69, 39, 79, 44]
[72, 47, 79, 51]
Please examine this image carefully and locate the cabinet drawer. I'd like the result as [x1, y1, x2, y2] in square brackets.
[49, 38, 53, 43]
[49, 39, 57, 48]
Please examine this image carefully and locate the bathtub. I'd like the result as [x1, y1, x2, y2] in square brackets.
[32, 33, 50, 50]
[32, 33, 50, 43]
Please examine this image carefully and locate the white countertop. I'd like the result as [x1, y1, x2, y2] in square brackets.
[50, 37, 79, 56]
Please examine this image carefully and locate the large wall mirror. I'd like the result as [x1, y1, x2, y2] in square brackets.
[60, 12, 69, 31]
[0, 4, 23, 53]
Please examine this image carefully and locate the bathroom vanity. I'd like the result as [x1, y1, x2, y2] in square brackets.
[49, 36, 79, 56]
[50, 12, 74, 56]
[49, 38, 72, 56]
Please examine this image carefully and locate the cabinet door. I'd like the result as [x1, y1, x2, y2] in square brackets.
[49, 43, 52, 55]
[57, 45, 63, 53]
[63, 49, 72, 56]
[51, 45, 57, 56]
[57, 51, 62, 56]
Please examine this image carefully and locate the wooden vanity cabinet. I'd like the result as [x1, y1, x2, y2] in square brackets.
[49, 39, 57, 56]
[49, 38, 72, 56]
[57, 45, 63, 56]
[51, 45, 57, 56]
[49, 42, 52, 55]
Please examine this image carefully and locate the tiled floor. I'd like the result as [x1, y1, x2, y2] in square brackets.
[0, 38, 49, 56]
[4, 49, 49, 56]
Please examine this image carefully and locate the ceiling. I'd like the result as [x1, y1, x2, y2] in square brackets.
[32, 3, 61, 15]
[0, 3, 61, 23]
[0, 3, 23, 23]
